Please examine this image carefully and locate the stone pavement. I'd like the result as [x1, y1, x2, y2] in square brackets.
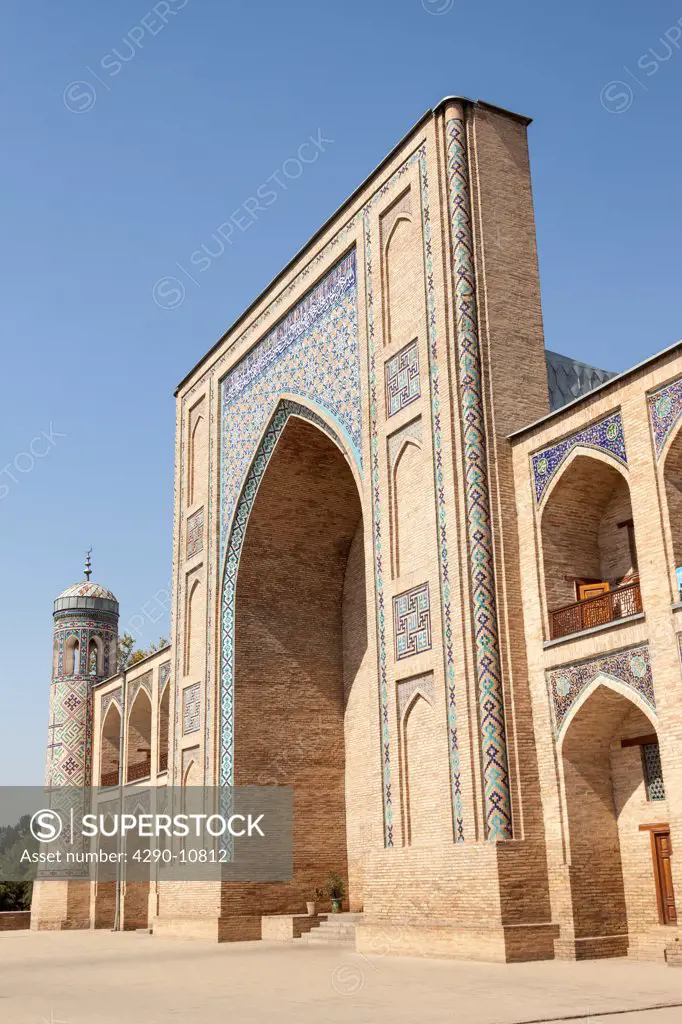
[2, 931, 682, 1024]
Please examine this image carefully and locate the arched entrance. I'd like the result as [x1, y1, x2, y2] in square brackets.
[230, 414, 368, 916]
[560, 680, 674, 957]
[100, 702, 121, 788]
[541, 453, 640, 640]
[158, 684, 169, 774]
[126, 689, 152, 783]
[663, 424, 682, 598]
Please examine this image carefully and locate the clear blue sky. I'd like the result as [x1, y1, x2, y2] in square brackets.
[1, 0, 680, 784]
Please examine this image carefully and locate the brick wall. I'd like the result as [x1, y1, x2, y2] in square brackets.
[343, 522, 373, 911]
[164, 99, 558, 956]
[613, 705, 667, 935]
[0, 911, 30, 931]
[513, 341, 682, 960]
[226, 417, 363, 918]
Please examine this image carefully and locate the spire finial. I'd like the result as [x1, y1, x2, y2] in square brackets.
[84, 548, 92, 581]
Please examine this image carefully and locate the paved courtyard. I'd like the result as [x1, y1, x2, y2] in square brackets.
[2, 931, 682, 1023]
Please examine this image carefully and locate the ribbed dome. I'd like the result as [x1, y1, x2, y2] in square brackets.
[56, 580, 117, 603]
[54, 578, 119, 617]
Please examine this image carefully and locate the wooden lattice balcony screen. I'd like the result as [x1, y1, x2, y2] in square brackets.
[127, 758, 152, 783]
[550, 581, 643, 640]
[100, 769, 119, 788]
[158, 751, 168, 773]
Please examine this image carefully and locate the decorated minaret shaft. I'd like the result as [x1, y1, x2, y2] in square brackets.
[46, 552, 119, 787]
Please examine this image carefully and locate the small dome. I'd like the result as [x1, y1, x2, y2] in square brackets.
[56, 581, 118, 603]
[54, 579, 119, 617]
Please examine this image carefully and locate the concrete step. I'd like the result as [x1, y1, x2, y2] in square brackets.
[261, 914, 329, 941]
[299, 913, 362, 947]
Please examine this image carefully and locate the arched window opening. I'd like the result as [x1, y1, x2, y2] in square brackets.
[642, 741, 666, 802]
[158, 684, 169, 774]
[541, 455, 641, 640]
[126, 689, 152, 783]
[64, 637, 80, 677]
[100, 703, 121, 788]
[88, 637, 102, 676]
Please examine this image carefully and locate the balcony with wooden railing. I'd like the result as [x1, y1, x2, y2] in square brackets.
[549, 580, 643, 641]
[100, 767, 119, 788]
[158, 750, 168, 774]
[126, 758, 152, 783]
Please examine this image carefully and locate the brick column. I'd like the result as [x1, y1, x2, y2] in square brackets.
[443, 100, 512, 841]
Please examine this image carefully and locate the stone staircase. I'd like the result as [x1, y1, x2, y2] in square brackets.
[299, 913, 363, 947]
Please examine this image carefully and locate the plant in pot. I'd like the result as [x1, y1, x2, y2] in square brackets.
[306, 887, 325, 917]
[326, 872, 345, 914]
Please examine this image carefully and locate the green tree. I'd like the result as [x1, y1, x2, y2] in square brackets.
[0, 816, 34, 909]
[117, 633, 169, 671]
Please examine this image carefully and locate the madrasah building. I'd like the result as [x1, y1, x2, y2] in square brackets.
[31, 95, 682, 963]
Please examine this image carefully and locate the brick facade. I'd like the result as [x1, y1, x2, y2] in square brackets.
[512, 342, 682, 961]
[33, 95, 682, 963]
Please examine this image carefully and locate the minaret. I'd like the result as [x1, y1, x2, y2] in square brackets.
[46, 551, 119, 787]
[32, 553, 120, 931]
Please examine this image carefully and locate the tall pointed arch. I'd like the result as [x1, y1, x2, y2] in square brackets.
[219, 398, 360, 786]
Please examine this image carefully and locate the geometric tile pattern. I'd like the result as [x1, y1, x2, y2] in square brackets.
[532, 411, 627, 504]
[642, 742, 666, 801]
[159, 660, 171, 697]
[219, 399, 346, 788]
[183, 682, 201, 735]
[47, 676, 90, 786]
[362, 154, 429, 845]
[185, 144, 425, 794]
[393, 583, 432, 660]
[416, 152, 464, 841]
[547, 642, 656, 739]
[649, 376, 682, 458]
[186, 506, 204, 559]
[101, 688, 121, 720]
[55, 617, 116, 680]
[364, 145, 462, 843]
[128, 671, 152, 708]
[212, 145, 463, 849]
[47, 613, 117, 788]
[363, 211, 394, 845]
[219, 251, 361, 562]
[201, 149, 432, 836]
[446, 109, 512, 841]
[385, 339, 420, 417]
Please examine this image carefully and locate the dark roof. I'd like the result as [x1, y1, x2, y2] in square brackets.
[545, 350, 616, 412]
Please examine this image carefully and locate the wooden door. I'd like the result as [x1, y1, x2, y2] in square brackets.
[654, 829, 678, 925]
[578, 581, 610, 601]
